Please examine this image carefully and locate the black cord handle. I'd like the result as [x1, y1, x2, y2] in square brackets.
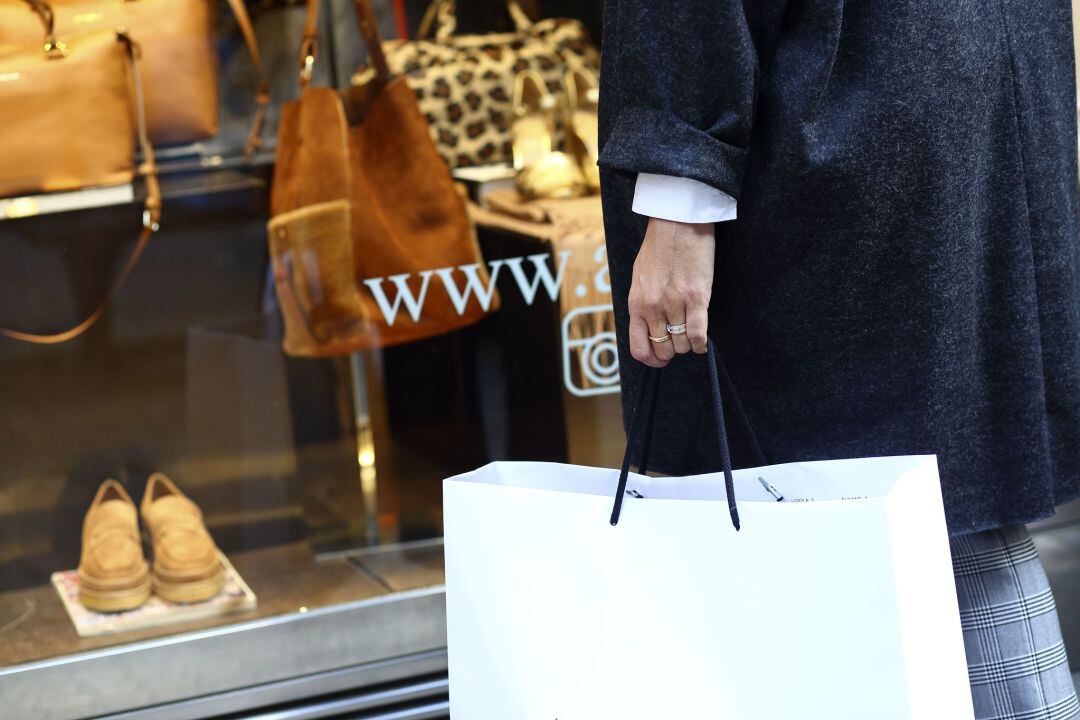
[610, 339, 764, 530]
[636, 364, 662, 476]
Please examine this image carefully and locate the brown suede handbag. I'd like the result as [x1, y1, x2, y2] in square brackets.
[0, 5, 162, 344]
[268, 0, 495, 357]
[0, 0, 268, 151]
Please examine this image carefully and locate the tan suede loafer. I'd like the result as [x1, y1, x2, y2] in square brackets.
[140, 473, 225, 604]
[77, 479, 153, 612]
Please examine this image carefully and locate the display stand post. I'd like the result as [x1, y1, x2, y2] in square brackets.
[348, 351, 381, 547]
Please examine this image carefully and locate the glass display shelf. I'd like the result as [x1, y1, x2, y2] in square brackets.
[0, 160, 272, 222]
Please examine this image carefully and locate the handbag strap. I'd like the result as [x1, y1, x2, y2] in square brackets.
[609, 340, 765, 530]
[19, 0, 66, 56]
[300, 0, 390, 87]
[416, 0, 533, 41]
[0, 31, 162, 345]
[223, 0, 271, 157]
[355, 0, 391, 79]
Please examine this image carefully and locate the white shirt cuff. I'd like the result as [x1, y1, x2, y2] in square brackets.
[631, 173, 738, 223]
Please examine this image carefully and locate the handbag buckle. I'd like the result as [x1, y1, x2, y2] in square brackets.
[43, 38, 67, 59]
[299, 35, 317, 85]
[142, 209, 160, 233]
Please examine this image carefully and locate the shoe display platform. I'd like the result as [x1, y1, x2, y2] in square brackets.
[0, 539, 449, 720]
[51, 551, 255, 639]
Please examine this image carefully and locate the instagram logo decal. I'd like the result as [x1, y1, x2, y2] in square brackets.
[561, 244, 619, 396]
[562, 305, 619, 396]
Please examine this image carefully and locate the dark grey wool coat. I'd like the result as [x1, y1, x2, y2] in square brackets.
[597, 0, 1080, 535]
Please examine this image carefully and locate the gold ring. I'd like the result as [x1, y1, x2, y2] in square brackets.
[649, 334, 671, 343]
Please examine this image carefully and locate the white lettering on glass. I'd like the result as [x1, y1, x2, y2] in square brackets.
[362, 270, 436, 326]
[503, 251, 570, 305]
[361, 250, 573, 324]
[435, 260, 505, 315]
[593, 245, 611, 294]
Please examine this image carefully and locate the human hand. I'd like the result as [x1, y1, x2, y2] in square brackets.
[628, 217, 715, 367]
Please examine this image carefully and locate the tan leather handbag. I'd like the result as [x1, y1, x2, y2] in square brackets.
[0, 8, 161, 344]
[0, 7, 136, 198]
[0, 0, 268, 151]
[268, 0, 495, 357]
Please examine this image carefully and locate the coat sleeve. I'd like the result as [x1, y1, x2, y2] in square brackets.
[597, 0, 763, 201]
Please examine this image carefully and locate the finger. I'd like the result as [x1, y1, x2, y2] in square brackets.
[666, 303, 691, 355]
[645, 313, 675, 365]
[629, 313, 665, 368]
[687, 302, 709, 354]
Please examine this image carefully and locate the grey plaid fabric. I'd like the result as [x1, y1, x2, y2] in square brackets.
[952, 525, 1079, 720]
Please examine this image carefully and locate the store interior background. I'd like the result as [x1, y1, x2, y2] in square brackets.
[0, 3, 619, 717]
[0, 0, 1077, 717]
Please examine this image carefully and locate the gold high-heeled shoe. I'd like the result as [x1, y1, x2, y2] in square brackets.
[512, 70, 586, 200]
[512, 70, 555, 173]
[564, 67, 600, 193]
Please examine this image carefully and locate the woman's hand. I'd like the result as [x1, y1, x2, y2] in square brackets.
[628, 217, 715, 367]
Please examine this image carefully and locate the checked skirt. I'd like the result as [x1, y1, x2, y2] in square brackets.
[952, 525, 1079, 720]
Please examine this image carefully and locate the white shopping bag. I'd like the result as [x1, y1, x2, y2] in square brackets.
[444, 346, 974, 719]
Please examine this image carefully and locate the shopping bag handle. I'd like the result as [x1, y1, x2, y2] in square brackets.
[610, 339, 765, 530]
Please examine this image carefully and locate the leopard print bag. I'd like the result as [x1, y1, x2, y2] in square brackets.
[359, 0, 600, 169]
